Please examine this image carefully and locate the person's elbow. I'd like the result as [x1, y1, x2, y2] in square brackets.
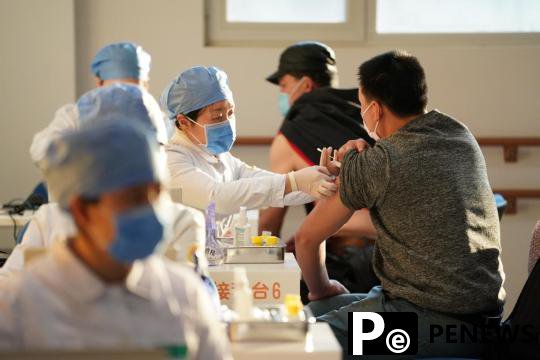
[294, 226, 318, 249]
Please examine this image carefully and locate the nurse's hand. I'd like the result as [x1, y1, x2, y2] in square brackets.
[292, 166, 337, 199]
[319, 146, 341, 177]
[337, 139, 370, 162]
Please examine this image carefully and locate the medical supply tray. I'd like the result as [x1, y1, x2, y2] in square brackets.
[227, 307, 314, 342]
[223, 245, 285, 264]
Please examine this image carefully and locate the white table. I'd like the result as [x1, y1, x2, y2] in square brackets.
[0, 349, 167, 360]
[0, 210, 34, 227]
[231, 322, 341, 360]
[0, 324, 341, 360]
[0, 210, 34, 252]
[209, 253, 301, 307]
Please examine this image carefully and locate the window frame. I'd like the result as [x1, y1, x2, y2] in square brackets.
[205, 0, 540, 47]
[205, 0, 367, 46]
[366, 0, 540, 46]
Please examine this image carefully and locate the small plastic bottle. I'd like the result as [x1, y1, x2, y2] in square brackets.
[265, 236, 280, 246]
[251, 236, 263, 246]
[233, 267, 253, 320]
[284, 294, 303, 318]
[234, 206, 251, 246]
[204, 202, 224, 265]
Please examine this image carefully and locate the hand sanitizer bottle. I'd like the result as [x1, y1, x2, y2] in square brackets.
[234, 206, 251, 246]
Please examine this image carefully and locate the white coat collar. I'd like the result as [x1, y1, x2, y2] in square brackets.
[33, 242, 154, 304]
[34, 242, 107, 303]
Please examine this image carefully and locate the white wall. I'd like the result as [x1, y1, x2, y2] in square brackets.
[1, 0, 539, 315]
[0, 0, 76, 203]
[74, 1, 540, 138]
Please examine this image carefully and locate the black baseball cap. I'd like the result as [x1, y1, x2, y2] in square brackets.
[266, 41, 337, 85]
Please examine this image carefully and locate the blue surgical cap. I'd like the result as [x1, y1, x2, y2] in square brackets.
[160, 66, 234, 120]
[41, 123, 163, 210]
[76, 83, 168, 144]
[91, 42, 151, 81]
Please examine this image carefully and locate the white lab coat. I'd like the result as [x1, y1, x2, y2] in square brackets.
[29, 104, 79, 164]
[0, 198, 207, 277]
[166, 131, 313, 217]
[0, 242, 230, 359]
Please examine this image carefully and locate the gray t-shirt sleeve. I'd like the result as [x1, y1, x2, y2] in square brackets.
[339, 146, 390, 210]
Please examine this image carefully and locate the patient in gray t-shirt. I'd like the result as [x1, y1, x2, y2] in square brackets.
[340, 109, 505, 315]
[295, 50, 505, 358]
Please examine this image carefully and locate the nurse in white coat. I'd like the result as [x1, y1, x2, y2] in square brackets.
[29, 42, 154, 164]
[160, 66, 337, 218]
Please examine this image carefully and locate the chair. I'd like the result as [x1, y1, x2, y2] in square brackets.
[13, 182, 48, 244]
[492, 261, 540, 359]
[26, 182, 48, 207]
[15, 221, 31, 244]
[483, 221, 540, 359]
[529, 220, 540, 274]
[493, 193, 507, 221]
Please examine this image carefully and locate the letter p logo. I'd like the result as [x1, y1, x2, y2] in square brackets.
[351, 312, 385, 355]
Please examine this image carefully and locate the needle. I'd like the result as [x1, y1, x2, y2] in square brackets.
[317, 148, 336, 161]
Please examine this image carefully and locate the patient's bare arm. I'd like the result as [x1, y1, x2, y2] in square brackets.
[294, 188, 355, 301]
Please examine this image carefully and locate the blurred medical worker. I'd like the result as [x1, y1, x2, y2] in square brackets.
[0, 122, 230, 359]
[30, 42, 154, 163]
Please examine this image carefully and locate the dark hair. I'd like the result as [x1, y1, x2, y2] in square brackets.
[286, 69, 333, 87]
[358, 50, 427, 117]
[175, 108, 202, 129]
[185, 109, 202, 121]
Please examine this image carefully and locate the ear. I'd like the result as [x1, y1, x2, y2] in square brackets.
[175, 114, 189, 130]
[69, 197, 92, 230]
[95, 77, 104, 88]
[374, 101, 384, 119]
[304, 77, 317, 92]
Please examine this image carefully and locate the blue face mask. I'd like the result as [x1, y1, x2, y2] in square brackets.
[186, 116, 236, 155]
[278, 92, 290, 117]
[277, 78, 306, 118]
[108, 205, 164, 263]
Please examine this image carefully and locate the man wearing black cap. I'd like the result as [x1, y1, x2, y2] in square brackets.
[260, 41, 379, 300]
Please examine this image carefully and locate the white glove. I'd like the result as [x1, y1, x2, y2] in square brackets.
[289, 166, 337, 200]
[319, 146, 342, 177]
